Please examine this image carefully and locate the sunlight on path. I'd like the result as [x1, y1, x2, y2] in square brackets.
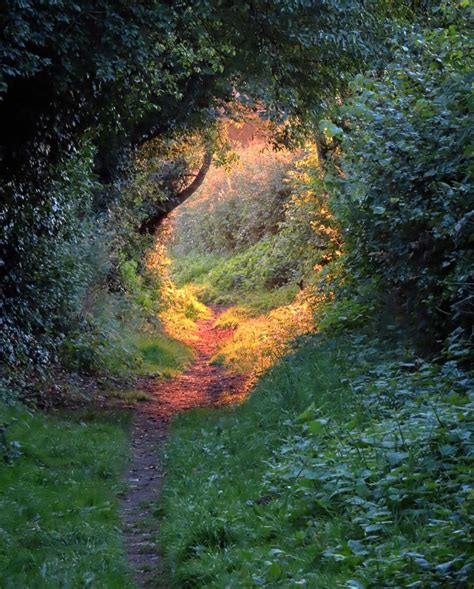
[120, 307, 250, 587]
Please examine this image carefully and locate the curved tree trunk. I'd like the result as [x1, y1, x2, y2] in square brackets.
[140, 149, 213, 235]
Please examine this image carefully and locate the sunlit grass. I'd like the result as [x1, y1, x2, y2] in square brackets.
[159, 282, 211, 344]
[212, 295, 315, 375]
[132, 333, 195, 378]
[234, 285, 299, 313]
[213, 305, 252, 329]
[145, 225, 211, 346]
[168, 250, 317, 378]
[0, 402, 132, 588]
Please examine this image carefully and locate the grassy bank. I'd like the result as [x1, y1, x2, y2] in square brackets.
[170, 252, 316, 378]
[132, 332, 195, 379]
[0, 402, 132, 588]
[158, 333, 473, 588]
[171, 252, 298, 314]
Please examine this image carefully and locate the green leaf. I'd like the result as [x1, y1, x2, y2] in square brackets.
[386, 451, 409, 466]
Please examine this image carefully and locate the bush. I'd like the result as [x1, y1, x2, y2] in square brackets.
[334, 7, 473, 344]
[172, 144, 295, 256]
[318, 297, 375, 335]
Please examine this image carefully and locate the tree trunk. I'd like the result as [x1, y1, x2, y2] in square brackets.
[140, 149, 213, 235]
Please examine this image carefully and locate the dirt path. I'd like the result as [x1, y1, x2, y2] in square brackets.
[120, 307, 249, 587]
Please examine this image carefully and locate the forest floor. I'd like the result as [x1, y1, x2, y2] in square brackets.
[120, 306, 250, 587]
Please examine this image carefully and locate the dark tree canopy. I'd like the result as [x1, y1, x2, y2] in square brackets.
[0, 0, 412, 182]
[0, 0, 436, 371]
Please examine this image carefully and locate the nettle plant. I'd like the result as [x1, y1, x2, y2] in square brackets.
[265, 346, 474, 587]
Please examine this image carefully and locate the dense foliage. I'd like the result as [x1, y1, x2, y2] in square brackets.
[1, 0, 412, 391]
[1, 138, 158, 391]
[334, 5, 474, 345]
[173, 146, 294, 256]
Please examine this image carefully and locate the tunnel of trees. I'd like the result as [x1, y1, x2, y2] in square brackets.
[0, 1, 473, 587]
[1, 0, 471, 380]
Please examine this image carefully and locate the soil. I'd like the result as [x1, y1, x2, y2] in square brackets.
[120, 307, 249, 587]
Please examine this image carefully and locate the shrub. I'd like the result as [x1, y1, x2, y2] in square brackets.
[334, 7, 473, 344]
[172, 144, 295, 256]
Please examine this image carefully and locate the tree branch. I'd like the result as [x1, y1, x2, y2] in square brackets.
[140, 149, 213, 235]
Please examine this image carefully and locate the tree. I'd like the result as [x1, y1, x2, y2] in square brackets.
[334, 1, 473, 343]
[140, 148, 213, 235]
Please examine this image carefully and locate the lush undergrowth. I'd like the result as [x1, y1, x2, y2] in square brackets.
[170, 142, 330, 318]
[61, 322, 194, 387]
[158, 332, 473, 588]
[159, 282, 211, 345]
[172, 253, 298, 314]
[0, 402, 132, 588]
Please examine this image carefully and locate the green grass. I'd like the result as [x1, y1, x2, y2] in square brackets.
[231, 284, 298, 314]
[157, 334, 474, 588]
[0, 402, 133, 588]
[171, 253, 224, 288]
[205, 283, 297, 314]
[132, 333, 195, 378]
[158, 336, 355, 587]
[171, 252, 298, 314]
[108, 389, 153, 403]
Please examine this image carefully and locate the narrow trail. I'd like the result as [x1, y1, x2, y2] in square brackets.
[120, 307, 249, 587]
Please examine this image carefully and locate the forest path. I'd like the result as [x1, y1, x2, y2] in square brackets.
[120, 307, 249, 587]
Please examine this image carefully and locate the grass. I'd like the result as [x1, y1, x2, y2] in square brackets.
[0, 401, 133, 588]
[171, 253, 224, 288]
[157, 333, 474, 588]
[133, 333, 195, 378]
[169, 252, 319, 379]
[108, 389, 153, 403]
[211, 297, 314, 375]
[158, 336, 355, 587]
[231, 285, 298, 314]
[171, 252, 298, 314]
[159, 282, 211, 344]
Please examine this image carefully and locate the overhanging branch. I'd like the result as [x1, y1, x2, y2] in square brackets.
[140, 149, 213, 235]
